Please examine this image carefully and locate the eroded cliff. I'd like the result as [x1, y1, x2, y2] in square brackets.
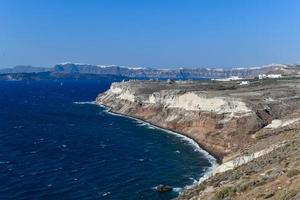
[96, 78, 300, 199]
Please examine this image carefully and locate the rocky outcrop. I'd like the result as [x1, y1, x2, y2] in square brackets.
[156, 185, 173, 193]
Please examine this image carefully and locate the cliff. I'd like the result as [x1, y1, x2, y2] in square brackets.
[96, 78, 300, 199]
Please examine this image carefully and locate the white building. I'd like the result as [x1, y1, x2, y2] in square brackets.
[214, 76, 242, 81]
[239, 81, 250, 85]
[258, 74, 282, 79]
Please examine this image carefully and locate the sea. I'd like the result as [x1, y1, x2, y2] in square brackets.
[0, 80, 215, 200]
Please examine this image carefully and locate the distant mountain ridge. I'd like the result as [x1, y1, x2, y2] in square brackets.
[1, 63, 299, 79]
[0, 65, 51, 74]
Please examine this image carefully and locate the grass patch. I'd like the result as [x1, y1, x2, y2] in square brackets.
[286, 169, 300, 178]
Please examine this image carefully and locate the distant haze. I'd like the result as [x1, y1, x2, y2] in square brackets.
[1, 0, 300, 68]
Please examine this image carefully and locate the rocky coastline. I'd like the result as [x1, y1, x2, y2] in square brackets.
[102, 103, 222, 164]
[96, 78, 300, 199]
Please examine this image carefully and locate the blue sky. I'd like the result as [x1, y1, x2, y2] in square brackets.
[1, 0, 300, 68]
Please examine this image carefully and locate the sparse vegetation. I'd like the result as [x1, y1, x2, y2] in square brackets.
[235, 183, 248, 193]
[263, 191, 275, 199]
[287, 169, 300, 178]
[275, 188, 298, 200]
[215, 186, 236, 200]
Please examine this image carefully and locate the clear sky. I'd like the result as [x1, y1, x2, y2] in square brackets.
[1, 0, 300, 68]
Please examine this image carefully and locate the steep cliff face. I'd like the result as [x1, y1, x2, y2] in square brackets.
[97, 79, 300, 200]
[96, 81, 277, 161]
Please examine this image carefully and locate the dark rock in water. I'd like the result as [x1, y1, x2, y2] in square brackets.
[156, 184, 173, 192]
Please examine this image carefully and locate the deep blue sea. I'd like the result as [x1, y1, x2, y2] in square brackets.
[0, 80, 213, 200]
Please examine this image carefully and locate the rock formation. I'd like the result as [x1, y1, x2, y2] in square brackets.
[97, 77, 300, 199]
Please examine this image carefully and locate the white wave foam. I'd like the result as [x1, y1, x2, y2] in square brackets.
[0, 161, 10, 164]
[102, 191, 111, 197]
[136, 123, 147, 127]
[147, 126, 155, 130]
[151, 186, 183, 194]
[98, 103, 219, 188]
[73, 101, 96, 105]
[173, 187, 183, 193]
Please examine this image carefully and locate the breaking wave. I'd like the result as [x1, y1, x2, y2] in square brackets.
[98, 103, 218, 190]
[73, 101, 96, 105]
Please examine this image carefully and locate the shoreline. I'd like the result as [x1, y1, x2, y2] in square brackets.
[93, 78, 300, 199]
[95, 102, 219, 185]
[101, 105, 222, 163]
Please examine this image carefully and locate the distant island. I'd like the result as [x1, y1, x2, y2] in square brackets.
[1, 63, 300, 81]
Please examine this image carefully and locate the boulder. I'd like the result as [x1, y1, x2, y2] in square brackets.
[156, 184, 173, 192]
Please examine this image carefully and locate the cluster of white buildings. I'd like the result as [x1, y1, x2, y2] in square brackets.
[212, 73, 284, 86]
[213, 76, 242, 82]
[258, 74, 282, 79]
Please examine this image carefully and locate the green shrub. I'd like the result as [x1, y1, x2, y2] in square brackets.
[215, 186, 236, 200]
